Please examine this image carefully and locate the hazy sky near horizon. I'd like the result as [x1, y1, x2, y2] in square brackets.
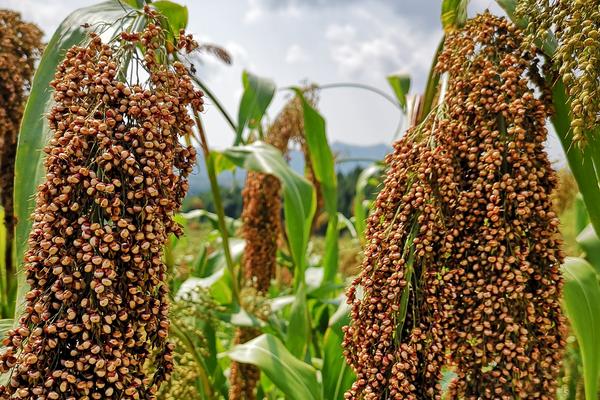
[0, 0, 563, 162]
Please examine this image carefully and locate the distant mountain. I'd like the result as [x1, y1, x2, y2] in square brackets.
[187, 141, 392, 195]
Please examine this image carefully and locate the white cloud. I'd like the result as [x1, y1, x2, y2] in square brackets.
[285, 44, 309, 64]
[325, 11, 440, 87]
[244, 0, 303, 23]
[244, 0, 265, 23]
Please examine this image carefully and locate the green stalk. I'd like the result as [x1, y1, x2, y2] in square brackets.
[192, 108, 241, 304]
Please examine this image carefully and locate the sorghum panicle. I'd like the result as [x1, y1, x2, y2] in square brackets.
[342, 131, 454, 400]
[343, 13, 565, 400]
[436, 13, 565, 398]
[0, 8, 201, 399]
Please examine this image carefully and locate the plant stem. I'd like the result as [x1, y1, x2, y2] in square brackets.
[192, 108, 241, 304]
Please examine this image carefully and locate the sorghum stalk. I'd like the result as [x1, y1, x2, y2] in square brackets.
[0, 8, 201, 399]
[0, 10, 43, 317]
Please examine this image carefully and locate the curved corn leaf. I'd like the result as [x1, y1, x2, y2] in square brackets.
[387, 74, 411, 111]
[322, 304, 355, 400]
[353, 163, 383, 245]
[294, 89, 339, 284]
[236, 71, 276, 144]
[550, 81, 600, 240]
[221, 142, 315, 278]
[286, 283, 311, 359]
[562, 257, 600, 400]
[13, 0, 136, 320]
[152, 0, 188, 37]
[227, 334, 323, 400]
[577, 224, 600, 276]
[575, 194, 590, 236]
[441, 0, 468, 32]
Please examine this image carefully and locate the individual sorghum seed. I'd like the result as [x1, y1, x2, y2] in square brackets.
[0, 7, 201, 399]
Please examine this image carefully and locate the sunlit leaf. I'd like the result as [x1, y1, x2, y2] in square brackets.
[227, 334, 323, 400]
[322, 303, 354, 400]
[152, 0, 188, 36]
[221, 142, 315, 279]
[577, 224, 600, 276]
[562, 257, 600, 400]
[294, 89, 339, 284]
[237, 71, 276, 144]
[286, 283, 311, 359]
[441, 0, 468, 32]
[387, 74, 411, 110]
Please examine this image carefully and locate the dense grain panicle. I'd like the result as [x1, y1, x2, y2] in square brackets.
[229, 91, 318, 400]
[343, 13, 565, 399]
[342, 125, 456, 399]
[517, 0, 600, 144]
[436, 13, 565, 398]
[0, 9, 202, 399]
[0, 10, 43, 297]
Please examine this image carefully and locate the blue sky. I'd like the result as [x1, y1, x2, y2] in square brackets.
[0, 0, 564, 163]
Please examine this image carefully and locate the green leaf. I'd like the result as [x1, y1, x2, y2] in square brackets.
[0, 207, 8, 318]
[181, 208, 240, 237]
[575, 194, 590, 236]
[550, 80, 600, 240]
[561, 257, 600, 400]
[294, 89, 339, 284]
[122, 0, 144, 9]
[13, 1, 135, 321]
[387, 74, 411, 110]
[236, 71, 276, 144]
[419, 37, 445, 124]
[577, 224, 600, 276]
[227, 334, 323, 400]
[322, 304, 355, 400]
[441, 0, 468, 32]
[353, 163, 383, 245]
[152, 0, 188, 36]
[286, 283, 311, 359]
[221, 142, 315, 280]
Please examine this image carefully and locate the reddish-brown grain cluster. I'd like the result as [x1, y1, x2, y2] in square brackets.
[0, 10, 43, 287]
[342, 130, 454, 400]
[343, 13, 565, 399]
[0, 9, 201, 399]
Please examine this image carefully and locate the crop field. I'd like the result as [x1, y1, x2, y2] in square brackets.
[0, 1, 599, 399]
